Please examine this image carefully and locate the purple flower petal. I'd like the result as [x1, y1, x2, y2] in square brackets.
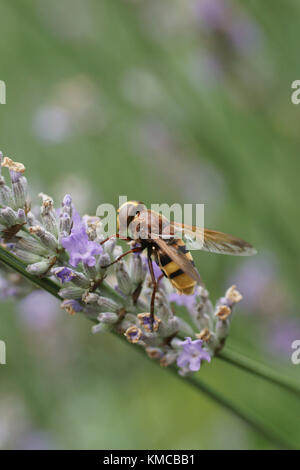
[176, 351, 190, 368]
[189, 356, 201, 372]
[52, 267, 76, 284]
[177, 337, 211, 373]
[60, 209, 102, 267]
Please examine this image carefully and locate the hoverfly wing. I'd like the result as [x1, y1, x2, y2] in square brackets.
[154, 238, 203, 284]
[170, 222, 257, 256]
[202, 228, 257, 255]
[170, 223, 204, 250]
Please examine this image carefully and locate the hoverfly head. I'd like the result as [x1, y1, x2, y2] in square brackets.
[117, 201, 146, 237]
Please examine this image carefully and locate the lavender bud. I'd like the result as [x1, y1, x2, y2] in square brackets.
[97, 296, 120, 313]
[14, 249, 43, 264]
[157, 304, 174, 324]
[0, 207, 17, 226]
[97, 253, 110, 269]
[0, 177, 15, 207]
[69, 271, 90, 288]
[59, 212, 72, 236]
[39, 193, 59, 238]
[159, 317, 179, 337]
[92, 323, 111, 334]
[197, 287, 214, 315]
[82, 292, 99, 304]
[11, 173, 28, 208]
[83, 262, 97, 280]
[29, 225, 58, 252]
[103, 239, 116, 256]
[16, 236, 48, 256]
[116, 262, 132, 295]
[215, 318, 230, 341]
[97, 312, 118, 324]
[190, 305, 213, 331]
[130, 254, 146, 285]
[0, 213, 6, 226]
[16, 209, 26, 224]
[120, 313, 139, 331]
[155, 292, 173, 323]
[59, 286, 85, 299]
[26, 211, 40, 227]
[26, 259, 55, 275]
[176, 317, 194, 336]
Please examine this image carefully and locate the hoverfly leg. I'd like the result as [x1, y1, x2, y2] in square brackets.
[103, 246, 143, 268]
[99, 234, 122, 245]
[150, 273, 164, 327]
[147, 247, 163, 331]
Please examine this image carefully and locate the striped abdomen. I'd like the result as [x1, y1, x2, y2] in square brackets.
[155, 239, 196, 295]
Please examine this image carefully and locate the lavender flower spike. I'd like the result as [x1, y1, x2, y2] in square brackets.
[177, 337, 211, 372]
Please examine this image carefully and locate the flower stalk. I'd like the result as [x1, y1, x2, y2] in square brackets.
[217, 348, 300, 399]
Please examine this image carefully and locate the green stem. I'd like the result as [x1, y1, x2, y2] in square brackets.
[0, 244, 297, 448]
[177, 371, 295, 450]
[0, 245, 61, 300]
[217, 348, 300, 398]
[121, 337, 295, 449]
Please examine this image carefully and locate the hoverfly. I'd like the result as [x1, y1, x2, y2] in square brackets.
[103, 201, 256, 327]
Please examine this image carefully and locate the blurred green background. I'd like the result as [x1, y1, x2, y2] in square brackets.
[0, 0, 300, 450]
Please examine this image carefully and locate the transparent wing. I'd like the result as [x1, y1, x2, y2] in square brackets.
[170, 222, 257, 256]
